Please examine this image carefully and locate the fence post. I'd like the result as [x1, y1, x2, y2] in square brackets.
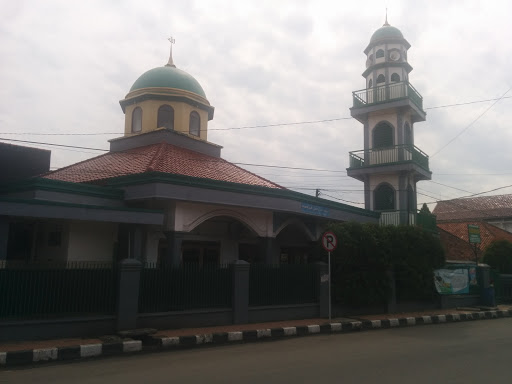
[117, 258, 142, 331]
[232, 260, 250, 324]
[316, 262, 329, 318]
[0, 216, 8, 261]
[387, 269, 398, 313]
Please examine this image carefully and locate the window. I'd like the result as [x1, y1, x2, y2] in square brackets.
[368, 79, 373, 88]
[376, 49, 384, 58]
[373, 122, 394, 148]
[374, 184, 395, 211]
[376, 74, 385, 84]
[391, 73, 400, 82]
[189, 111, 200, 136]
[157, 105, 174, 130]
[131, 107, 142, 133]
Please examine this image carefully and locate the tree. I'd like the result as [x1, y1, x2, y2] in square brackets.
[483, 240, 512, 273]
[419, 203, 431, 215]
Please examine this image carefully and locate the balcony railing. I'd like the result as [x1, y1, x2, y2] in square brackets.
[348, 144, 429, 172]
[352, 81, 424, 111]
[379, 210, 438, 232]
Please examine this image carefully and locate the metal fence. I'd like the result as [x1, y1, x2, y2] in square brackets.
[249, 264, 318, 306]
[0, 262, 117, 320]
[493, 272, 512, 304]
[138, 263, 232, 313]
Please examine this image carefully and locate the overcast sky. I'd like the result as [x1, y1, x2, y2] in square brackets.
[1, 0, 511, 210]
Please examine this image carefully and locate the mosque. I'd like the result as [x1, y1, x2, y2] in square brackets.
[0, 33, 387, 265]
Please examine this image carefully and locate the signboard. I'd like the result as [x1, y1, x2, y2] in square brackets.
[322, 231, 338, 252]
[434, 268, 470, 294]
[468, 224, 481, 244]
[301, 202, 330, 217]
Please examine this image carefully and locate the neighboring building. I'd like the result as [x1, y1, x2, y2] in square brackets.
[347, 17, 432, 226]
[0, 48, 379, 265]
[438, 221, 512, 262]
[433, 194, 512, 233]
[0, 142, 51, 183]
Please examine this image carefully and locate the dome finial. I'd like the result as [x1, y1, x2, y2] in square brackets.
[383, 8, 390, 26]
[166, 37, 176, 68]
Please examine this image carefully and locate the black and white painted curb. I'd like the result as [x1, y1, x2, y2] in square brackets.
[0, 340, 142, 367]
[1, 309, 510, 367]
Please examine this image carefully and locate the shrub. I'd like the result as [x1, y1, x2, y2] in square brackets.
[322, 222, 445, 306]
[483, 240, 512, 273]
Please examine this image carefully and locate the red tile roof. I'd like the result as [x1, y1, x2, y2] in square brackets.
[44, 142, 283, 189]
[438, 221, 512, 261]
[433, 194, 512, 222]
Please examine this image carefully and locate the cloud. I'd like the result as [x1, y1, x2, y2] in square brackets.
[1, 0, 512, 210]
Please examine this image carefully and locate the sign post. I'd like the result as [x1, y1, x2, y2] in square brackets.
[468, 224, 481, 265]
[321, 231, 338, 322]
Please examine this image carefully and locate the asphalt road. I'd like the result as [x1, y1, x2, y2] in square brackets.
[2, 319, 511, 384]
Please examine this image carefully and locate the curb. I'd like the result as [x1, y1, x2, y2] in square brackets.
[1, 309, 509, 368]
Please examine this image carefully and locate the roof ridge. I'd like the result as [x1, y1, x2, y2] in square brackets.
[219, 157, 285, 190]
[146, 142, 168, 172]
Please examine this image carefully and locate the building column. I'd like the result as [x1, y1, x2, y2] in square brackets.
[163, 231, 183, 267]
[260, 237, 279, 265]
[398, 172, 408, 225]
[364, 176, 371, 210]
[0, 216, 9, 261]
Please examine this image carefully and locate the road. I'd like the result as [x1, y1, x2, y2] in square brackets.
[2, 319, 511, 383]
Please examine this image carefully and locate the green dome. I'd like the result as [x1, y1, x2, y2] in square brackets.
[370, 25, 404, 43]
[130, 66, 206, 98]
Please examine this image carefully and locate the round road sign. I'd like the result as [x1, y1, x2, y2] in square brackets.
[321, 231, 338, 252]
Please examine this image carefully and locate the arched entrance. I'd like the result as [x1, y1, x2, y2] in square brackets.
[275, 221, 316, 264]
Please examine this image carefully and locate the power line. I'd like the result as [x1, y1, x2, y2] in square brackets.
[0, 138, 108, 152]
[417, 183, 512, 206]
[425, 95, 512, 110]
[320, 192, 364, 205]
[427, 180, 475, 194]
[430, 87, 511, 158]
[2, 94, 512, 137]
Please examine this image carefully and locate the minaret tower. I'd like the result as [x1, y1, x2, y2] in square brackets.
[347, 17, 432, 225]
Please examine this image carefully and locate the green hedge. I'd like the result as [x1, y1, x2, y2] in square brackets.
[322, 222, 445, 306]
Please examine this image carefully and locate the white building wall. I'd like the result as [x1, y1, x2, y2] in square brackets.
[173, 202, 273, 237]
[67, 221, 117, 262]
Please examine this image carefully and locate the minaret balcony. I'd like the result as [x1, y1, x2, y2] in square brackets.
[347, 144, 431, 181]
[350, 81, 426, 123]
[379, 209, 438, 232]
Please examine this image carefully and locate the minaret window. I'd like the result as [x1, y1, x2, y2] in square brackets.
[376, 74, 385, 84]
[376, 49, 384, 59]
[189, 111, 200, 136]
[391, 73, 400, 82]
[157, 105, 174, 130]
[132, 107, 142, 133]
[368, 79, 373, 88]
[374, 184, 395, 211]
[373, 122, 394, 148]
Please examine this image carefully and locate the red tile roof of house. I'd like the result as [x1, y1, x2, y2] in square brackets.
[44, 142, 283, 189]
[433, 194, 512, 222]
[438, 221, 512, 262]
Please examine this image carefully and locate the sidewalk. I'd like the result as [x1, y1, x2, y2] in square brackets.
[2, 305, 511, 367]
